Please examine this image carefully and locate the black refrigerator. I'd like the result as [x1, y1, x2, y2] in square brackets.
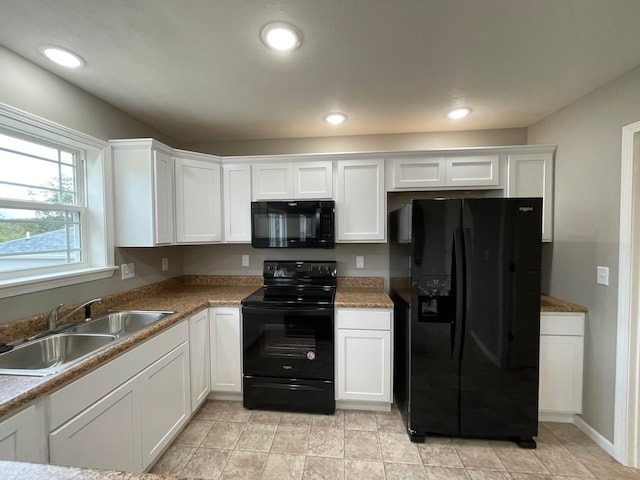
[389, 198, 542, 448]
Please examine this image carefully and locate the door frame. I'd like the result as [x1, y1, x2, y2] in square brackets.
[614, 120, 640, 466]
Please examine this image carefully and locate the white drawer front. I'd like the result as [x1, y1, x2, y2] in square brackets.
[336, 309, 391, 330]
[540, 313, 585, 336]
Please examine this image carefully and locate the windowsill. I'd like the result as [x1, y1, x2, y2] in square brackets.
[0, 267, 118, 299]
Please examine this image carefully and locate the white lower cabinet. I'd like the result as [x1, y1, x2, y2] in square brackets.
[210, 307, 242, 393]
[50, 375, 140, 472]
[539, 312, 585, 415]
[189, 309, 211, 410]
[47, 321, 190, 472]
[336, 309, 392, 406]
[140, 342, 190, 468]
[0, 401, 47, 463]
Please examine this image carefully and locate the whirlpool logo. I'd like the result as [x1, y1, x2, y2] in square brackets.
[519, 206, 534, 212]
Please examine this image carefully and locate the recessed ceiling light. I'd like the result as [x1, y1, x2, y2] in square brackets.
[261, 22, 301, 51]
[448, 107, 471, 120]
[40, 46, 84, 68]
[324, 113, 347, 125]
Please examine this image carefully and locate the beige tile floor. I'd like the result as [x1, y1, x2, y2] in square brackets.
[150, 400, 640, 480]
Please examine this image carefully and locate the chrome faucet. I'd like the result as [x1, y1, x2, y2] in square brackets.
[48, 297, 103, 330]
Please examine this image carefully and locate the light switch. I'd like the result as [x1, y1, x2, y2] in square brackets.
[597, 266, 609, 286]
[242, 255, 250, 267]
[161, 258, 169, 271]
[356, 256, 365, 269]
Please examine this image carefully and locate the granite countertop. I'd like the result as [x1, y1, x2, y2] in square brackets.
[0, 277, 392, 420]
[335, 287, 393, 309]
[540, 295, 588, 313]
[0, 275, 392, 479]
[0, 277, 583, 479]
[0, 460, 176, 480]
[335, 277, 393, 309]
[0, 283, 261, 420]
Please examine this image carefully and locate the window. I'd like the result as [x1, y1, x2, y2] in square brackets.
[0, 132, 84, 273]
[0, 104, 115, 298]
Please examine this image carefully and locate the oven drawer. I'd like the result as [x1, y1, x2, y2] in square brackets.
[243, 376, 334, 414]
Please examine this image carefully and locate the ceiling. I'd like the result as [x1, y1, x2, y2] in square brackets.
[1, 0, 640, 143]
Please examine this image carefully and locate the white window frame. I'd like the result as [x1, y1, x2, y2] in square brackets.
[0, 103, 116, 298]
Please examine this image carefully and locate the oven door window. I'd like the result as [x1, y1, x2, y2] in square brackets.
[243, 307, 333, 380]
[263, 323, 316, 359]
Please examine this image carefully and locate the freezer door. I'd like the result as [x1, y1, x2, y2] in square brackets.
[407, 199, 463, 436]
[459, 198, 541, 439]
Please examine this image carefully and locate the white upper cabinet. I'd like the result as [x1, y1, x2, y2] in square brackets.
[111, 139, 175, 246]
[174, 154, 222, 244]
[337, 159, 385, 242]
[445, 155, 500, 187]
[294, 161, 333, 199]
[390, 157, 446, 189]
[222, 164, 252, 242]
[252, 162, 294, 200]
[252, 160, 333, 200]
[387, 154, 500, 190]
[506, 151, 554, 242]
[153, 150, 175, 244]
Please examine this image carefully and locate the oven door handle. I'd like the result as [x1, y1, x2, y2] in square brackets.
[242, 305, 334, 313]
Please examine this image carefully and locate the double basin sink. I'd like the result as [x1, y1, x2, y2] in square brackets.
[0, 310, 174, 376]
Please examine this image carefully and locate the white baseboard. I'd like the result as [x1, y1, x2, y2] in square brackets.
[208, 392, 243, 402]
[573, 415, 616, 457]
[539, 412, 576, 423]
[538, 412, 615, 457]
[336, 400, 391, 412]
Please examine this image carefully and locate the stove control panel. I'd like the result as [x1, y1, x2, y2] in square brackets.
[264, 261, 337, 279]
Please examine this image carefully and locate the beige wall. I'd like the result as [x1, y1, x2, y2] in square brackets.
[183, 243, 389, 286]
[528, 65, 640, 442]
[182, 128, 527, 156]
[0, 46, 182, 322]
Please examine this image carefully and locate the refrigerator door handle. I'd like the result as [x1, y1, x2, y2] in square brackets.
[453, 227, 466, 359]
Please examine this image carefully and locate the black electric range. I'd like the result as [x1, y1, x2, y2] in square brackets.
[241, 260, 337, 414]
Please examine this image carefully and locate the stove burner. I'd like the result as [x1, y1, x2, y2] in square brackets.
[242, 260, 337, 308]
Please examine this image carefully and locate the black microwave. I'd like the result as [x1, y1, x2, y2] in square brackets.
[251, 201, 335, 249]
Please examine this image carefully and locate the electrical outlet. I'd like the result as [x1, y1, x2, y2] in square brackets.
[596, 266, 609, 286]
[242, 254, 249, 267]
[121, 263, 135, 280]
[161, 258, 169, 271]
[356, 256, 365, 269]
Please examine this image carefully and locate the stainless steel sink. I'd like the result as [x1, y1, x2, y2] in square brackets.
[72, 310, 174, 337]
[0, 333, 116, 376]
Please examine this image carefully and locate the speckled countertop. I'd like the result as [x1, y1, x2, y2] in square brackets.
[0, 275, 392, 479]
[540, 295, 588, 313]
[0, 276, 391, 420]
[0, 460, 176, 480]
[335, 277, 393, 309]
[0, 278, 580, 479]
[0, 282, 261, 421]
